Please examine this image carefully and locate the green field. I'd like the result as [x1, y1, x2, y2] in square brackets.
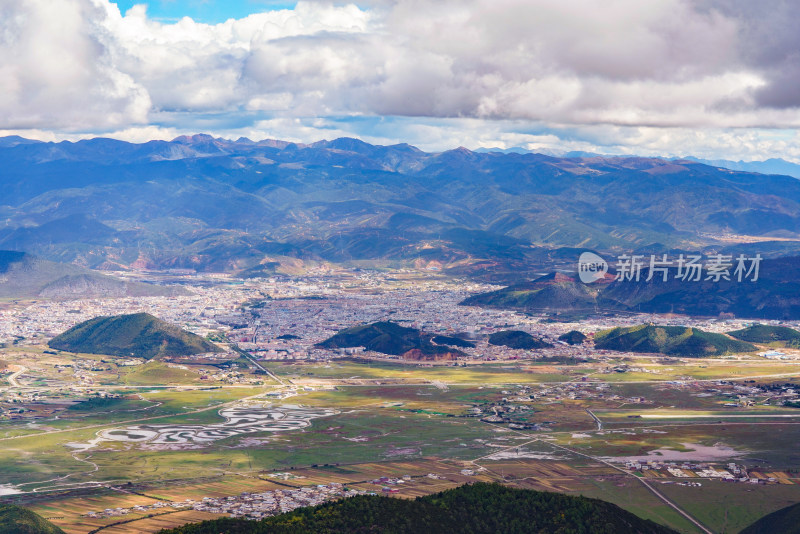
[656, 480, 800, 534]
[269, 360, 592, 384]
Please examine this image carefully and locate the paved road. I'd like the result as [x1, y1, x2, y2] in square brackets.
[585, 408, 603, 430]
[541, 439, 711, 534]
[472, 422, 713, 534]
[241, 351, 287, 386]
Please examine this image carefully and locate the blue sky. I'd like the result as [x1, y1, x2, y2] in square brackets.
[111, 1, 297, 23]
[1, 0, 799, 162]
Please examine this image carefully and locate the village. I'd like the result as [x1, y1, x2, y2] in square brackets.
[85, 483, 369, 521]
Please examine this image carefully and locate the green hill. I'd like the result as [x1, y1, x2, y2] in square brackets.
[740, 502, 800, 534]
[317, 321, 464, 359]
[158, 482, 676, 534]
[559, 330, 588, 345]
[728, 324, 800, 347]
[48, 313, 222, 359]
[0, 505, 65, 534]
[488, 330, 553, 350]
[594, 324, 757, 357]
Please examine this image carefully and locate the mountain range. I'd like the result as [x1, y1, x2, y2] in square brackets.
[1, 135, 800, 276]
[476, 147, 800, 179]
[686, 157, 800, 180]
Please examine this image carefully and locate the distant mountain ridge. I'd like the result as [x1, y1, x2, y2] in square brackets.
[475, 146, 800, 179]
[1, 135, 800, 273]
[687, 157, 800, 179]
[0, 250, 180, 300]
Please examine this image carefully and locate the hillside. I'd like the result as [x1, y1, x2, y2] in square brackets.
[461, 273, 603, 311]
[559, 330, 588, 345]
[158, 482, 677, 534]
[462, 257, 800, 319]
[594, 325, 757, 357]
[317, 322, 464, 360]
[488, 330, 553, 350]
[0, 251, 180, 300]
[728, 324, 800, 347]
[740, 502, 800, 534]
[2, 135, 800, 273]
[0, 505, 65, 534]
[48, 313, 221, 359]
[600, 257, 800, 319]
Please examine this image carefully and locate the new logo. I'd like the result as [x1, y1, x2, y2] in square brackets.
[578, 251, 608, 284]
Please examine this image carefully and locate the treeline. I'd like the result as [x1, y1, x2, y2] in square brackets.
[158, 482, 676, 534]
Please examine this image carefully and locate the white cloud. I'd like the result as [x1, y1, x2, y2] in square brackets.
[2, 0, 800, 160]
[0, 0, 150, 130]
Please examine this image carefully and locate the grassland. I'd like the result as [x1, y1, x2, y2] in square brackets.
[656, 480, 800, 534]
[567, 477, 702, 533]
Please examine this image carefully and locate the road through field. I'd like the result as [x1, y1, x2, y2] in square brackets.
[471, 421, 713, 534]
[5, 365, 27, 387]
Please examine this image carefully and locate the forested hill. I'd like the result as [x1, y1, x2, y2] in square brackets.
[740, 501, 800, 534]
[0, 505, 65, 534]
[158, 482, 677, 534]
[594, 324, 757, 357]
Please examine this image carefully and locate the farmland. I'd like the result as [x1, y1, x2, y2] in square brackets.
[2, 271, 800, 533]
[3, 354, 800, 533]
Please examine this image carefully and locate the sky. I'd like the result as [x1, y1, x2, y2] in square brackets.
[1, 0, 800, 161]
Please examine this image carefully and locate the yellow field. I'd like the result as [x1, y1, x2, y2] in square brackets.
[142, 476, 288, 501]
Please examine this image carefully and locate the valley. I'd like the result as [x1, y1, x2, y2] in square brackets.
[5, 1, 800, 531]
[1, 268, 800, 533]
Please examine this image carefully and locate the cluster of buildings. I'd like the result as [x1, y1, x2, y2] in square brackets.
[2, 267, 799, 369]
[192, 484, 367, 518]
[86, 483, 368, 521]
[627, 460, 783, 484]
